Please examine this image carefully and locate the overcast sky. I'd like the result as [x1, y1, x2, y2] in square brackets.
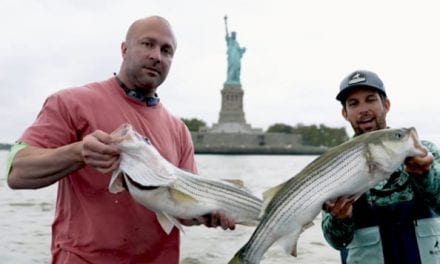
[1, 0, 439, 145]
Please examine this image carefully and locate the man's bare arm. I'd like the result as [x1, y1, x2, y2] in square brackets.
[8, 130, 120, 189]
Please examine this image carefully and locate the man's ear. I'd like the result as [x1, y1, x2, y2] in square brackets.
[121, 42, 128, 59]
[342, 108, 348, 121]
[384, 98, 391, 114]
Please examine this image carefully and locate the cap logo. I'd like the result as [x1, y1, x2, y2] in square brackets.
[348, 72, 366, 85]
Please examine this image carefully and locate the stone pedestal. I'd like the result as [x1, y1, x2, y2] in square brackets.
[218, 83, 246, 123]
[209, 83, 262, 134]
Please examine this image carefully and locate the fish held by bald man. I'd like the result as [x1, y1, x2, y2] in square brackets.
[108, 123, 262, 234]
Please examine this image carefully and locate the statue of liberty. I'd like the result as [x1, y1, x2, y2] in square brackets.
[224, 16, 246, 85]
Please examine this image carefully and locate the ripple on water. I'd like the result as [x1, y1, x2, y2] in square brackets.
[8, 202, 36, 207]
[180, 257, 201, 264]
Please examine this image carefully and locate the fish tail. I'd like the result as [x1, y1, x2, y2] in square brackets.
[228, 247, 251, 264]
[228, 254, 243, 264]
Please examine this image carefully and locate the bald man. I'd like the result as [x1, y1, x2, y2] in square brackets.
[7, 16, 234, 263]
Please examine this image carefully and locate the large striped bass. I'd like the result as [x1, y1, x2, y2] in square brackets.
[229, 127, 428, 263]
[108, 123, 262, 234]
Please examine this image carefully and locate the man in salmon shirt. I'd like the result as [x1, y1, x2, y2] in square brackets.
[6, 16, 235, 263]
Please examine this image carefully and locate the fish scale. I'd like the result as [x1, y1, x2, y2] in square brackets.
[175, 173, 260, 207]
[174, 173, 262, 214]
[229, 127, 427, 264]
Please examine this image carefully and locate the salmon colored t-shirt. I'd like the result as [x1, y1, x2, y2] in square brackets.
[19, 77, 197, 263]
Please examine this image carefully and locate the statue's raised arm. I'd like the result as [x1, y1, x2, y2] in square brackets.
[224, 16, 246, 85]
[224, 15, 229, 37]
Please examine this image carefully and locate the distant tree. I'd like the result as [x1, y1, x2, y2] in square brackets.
[291, 124, 317, 145]
[181, 118, 207, 132]
[266, 122, 349, 147]
[266, 123, 293, 134]
[291, 123, 349, 147]
[317, 124, 349, 147]
[0, 143, 12, 150]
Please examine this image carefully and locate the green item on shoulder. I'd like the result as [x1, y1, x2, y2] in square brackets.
[5, 142, 28, 176]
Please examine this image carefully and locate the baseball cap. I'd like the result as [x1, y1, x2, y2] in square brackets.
[336, 70, 386, 102]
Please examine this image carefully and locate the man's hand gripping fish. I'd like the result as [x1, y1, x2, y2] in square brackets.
[229, 127, 428, 264]
[109, 124, 262, 234]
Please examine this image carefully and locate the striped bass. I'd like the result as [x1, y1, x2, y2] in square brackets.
[229, 127, 428, 263]
[108, 123, 262, 234]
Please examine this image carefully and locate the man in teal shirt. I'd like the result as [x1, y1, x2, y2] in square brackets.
[322, 70, 440, 263]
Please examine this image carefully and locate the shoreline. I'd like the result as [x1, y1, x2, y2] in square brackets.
[195, 145, 327, 155]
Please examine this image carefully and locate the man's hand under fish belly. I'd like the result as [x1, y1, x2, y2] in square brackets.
[179, 210, 236, 230]
[323, 196, 355, 220]
[405, 151, 434, 176]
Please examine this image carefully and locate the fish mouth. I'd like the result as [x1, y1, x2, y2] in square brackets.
[409, 127, 428, 157]
[125, 174, 160, 190]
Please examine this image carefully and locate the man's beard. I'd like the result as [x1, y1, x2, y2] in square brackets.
[352, 113, 387, 135]
[129, 68, 163, 94]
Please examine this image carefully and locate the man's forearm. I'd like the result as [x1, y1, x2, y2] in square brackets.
[8, 143, 85, 189]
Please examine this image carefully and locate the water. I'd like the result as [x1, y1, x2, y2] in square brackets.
[0, 151, 339, 263]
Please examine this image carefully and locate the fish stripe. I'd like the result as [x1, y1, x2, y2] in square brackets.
[175, 172, 262, 215]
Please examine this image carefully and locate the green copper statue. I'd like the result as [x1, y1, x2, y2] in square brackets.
[224, 16, 246, 85]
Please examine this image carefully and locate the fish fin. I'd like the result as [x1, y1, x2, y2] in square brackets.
[108, 169, 125, 193]
[169, 188, 199, 204]
[237, 219, 260, 227]
[156, 212, 184, 235]
[277, 228, 302, 257]
[222, 179, 255, 193]
[261, 182, 286, 216]
[228, 246, 247, 264]
[347, 193, 363, 202]
[228, 254, 243, 264]
[291, 246, 298, 257]
[303, 221, 314, 230]
[365, 145, 381, 174]
[222, 179, 244, 188]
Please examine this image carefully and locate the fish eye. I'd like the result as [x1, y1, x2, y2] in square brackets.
[394, 132, 402, 139]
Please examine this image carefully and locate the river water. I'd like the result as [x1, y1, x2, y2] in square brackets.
[0, 151, 339, 263]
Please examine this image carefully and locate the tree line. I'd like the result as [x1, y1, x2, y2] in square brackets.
[266, 123, 349, 147]
[0, 143, 12, 150]
[0, 120, 349, 150]
[182, 118, 349, 147]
